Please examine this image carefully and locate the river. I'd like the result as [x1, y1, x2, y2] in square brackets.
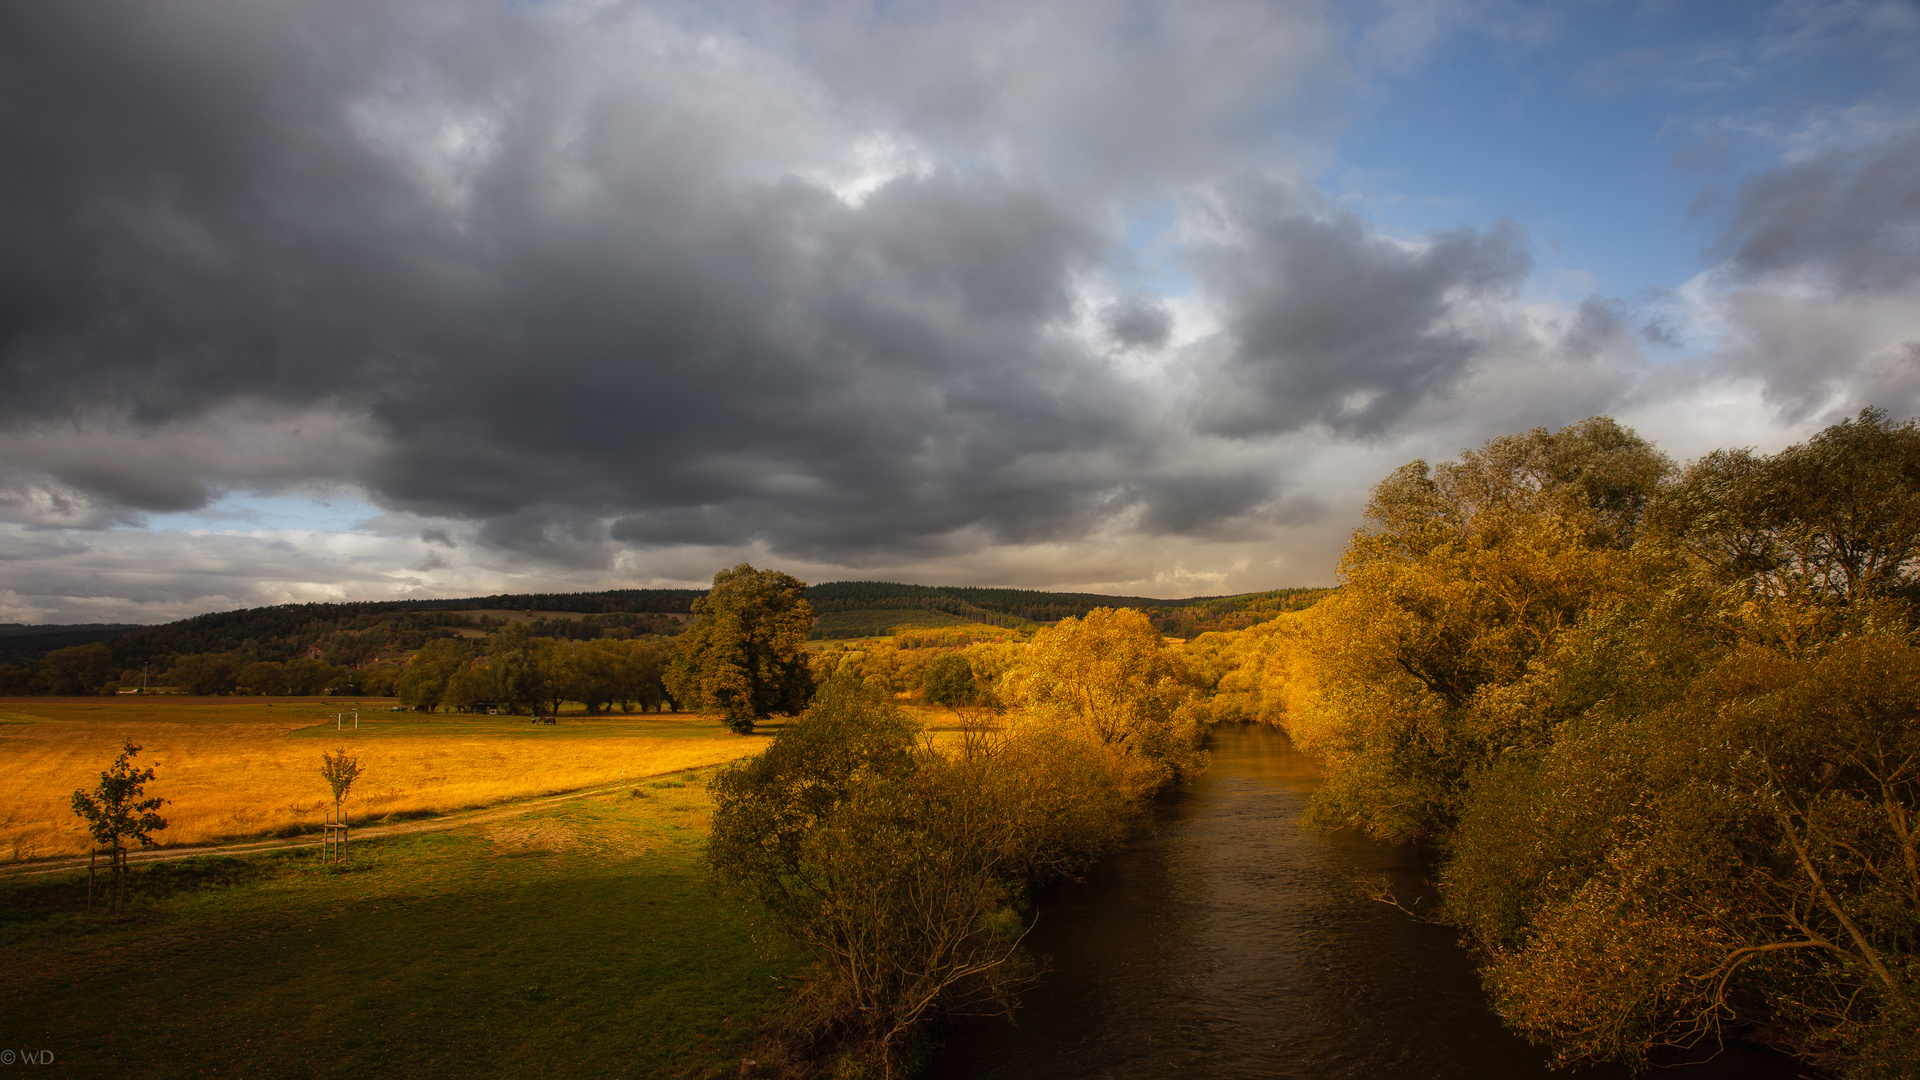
[929, 723, 1809, 1080]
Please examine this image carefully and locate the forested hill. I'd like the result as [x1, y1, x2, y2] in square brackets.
[803, 581, 1327, 637]
[0, 624, 144, 663]
[99, 590, 706, 668]
[4, 581, 1328, 673]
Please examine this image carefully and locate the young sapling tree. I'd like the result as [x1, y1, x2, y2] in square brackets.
[70, 742, 169, 914]
[319, 748, 364, 864]
[320, 748, 363, 825]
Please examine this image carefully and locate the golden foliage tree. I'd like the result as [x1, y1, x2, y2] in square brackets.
[1205, 410, 1920, 1074]
[1000, 607, 1206, 795]
[1291, 417, 1672, 840]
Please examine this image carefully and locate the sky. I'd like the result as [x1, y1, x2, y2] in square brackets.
[2, 0, 1919, 624]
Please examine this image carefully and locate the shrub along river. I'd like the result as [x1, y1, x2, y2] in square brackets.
[930, 723, 1809, 1080]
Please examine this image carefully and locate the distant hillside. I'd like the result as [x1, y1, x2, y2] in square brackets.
[103, 597, 696, 668]
[0, 624, 145, 663]
[1, 580, 1330, 682]
[804, 581, 1330, 638]
[810, 607, 978, 640]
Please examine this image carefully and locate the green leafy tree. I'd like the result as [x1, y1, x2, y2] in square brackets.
[40, 642, 116, 695]
[707, 677, 1035, 1075]
[1654, 406, 1920, 611]
[397, 638, 469, 712]
[486, 623, 558, 715]
[923, 651, 981, 706]
[618, 638, 672, 712]
[445, 657, 500, 713]
[70, 742, 169, 914]
[665, 564, 814, 733]
[238, 660, 290, 696]
[169, 653, 240, 695]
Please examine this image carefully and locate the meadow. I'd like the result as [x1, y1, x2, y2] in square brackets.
[0, 697, 762, 861]
[0, 766, 800, 1078]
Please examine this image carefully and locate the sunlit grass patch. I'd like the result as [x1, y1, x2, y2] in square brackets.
[0, 698, 761, 859]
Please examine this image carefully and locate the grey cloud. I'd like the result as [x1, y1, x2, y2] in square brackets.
[1193, 191, 1532, 437]
[1713, 286, 1920, 422]
[1561, 296, 1632, 361]
[4, 0, 1812, 609]
[1128, 471, 1281, 536]
[778, 0, 1343, 192]
[1713, 128, 1920, 292]
[2, 0, 1287, 570]
[1103, 298, 1173, 349]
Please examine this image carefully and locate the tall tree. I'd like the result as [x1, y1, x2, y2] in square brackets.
[665, 564, 814, 733]
[1296, 417, 1674, 841]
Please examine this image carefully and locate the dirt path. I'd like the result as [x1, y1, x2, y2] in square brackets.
[0, 768, 696, 880]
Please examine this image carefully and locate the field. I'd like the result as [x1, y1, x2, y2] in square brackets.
[0, 697, 762, 861]
[808, 607, 978, 639]
[0, 767, 802, 1078]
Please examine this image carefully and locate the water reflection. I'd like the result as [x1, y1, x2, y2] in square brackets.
[930, 724, 1807, 1080]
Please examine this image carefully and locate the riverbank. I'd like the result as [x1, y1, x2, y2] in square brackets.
[929, 724, 1806, 1080]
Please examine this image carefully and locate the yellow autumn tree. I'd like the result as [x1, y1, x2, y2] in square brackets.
[999, 607, 1205, 796]
[1292, 417, 1672, 840]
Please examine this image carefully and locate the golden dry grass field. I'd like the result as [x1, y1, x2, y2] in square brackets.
[0, 696, 763, 861]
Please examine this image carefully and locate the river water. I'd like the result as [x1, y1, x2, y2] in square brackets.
[929, 723, 1809, 1080]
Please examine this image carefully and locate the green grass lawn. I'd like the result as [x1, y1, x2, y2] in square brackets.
[0, 768, 800, 1079]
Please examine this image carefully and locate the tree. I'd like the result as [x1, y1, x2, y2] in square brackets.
[923, 652, 981, 706]
[1393, 412, 1920, 1074]
[70, 742, 168, 914]
[40, 642, 115, 695]
[1293, 417, 1674, 841]
[485, 623, 558, 715]
[617, 638, 672, 712]
[169, 653, 240, 695]
[1654, 406, 1920, 610]
[398, 638, 468, 712]
[319, 748, 363, 825]
[707, 677, 1035, 1076]
[665, 564, 814, 733]
[445, 657, 499, 713]
[238, 660, 290, 696]
[1000, 607, 1205, 797]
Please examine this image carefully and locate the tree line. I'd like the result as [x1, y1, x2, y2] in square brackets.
[1185, 410, 1919, 1078]
[393, 628, 676, 715]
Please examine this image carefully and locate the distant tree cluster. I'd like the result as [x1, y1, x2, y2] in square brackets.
[395, 627, 675, 715]
[1192, 410, 1920, 1078]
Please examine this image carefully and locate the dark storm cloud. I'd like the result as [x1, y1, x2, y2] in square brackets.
[1714, 129, 1920, 293]
[1192, 193, 1532, 437]
[0, 0, 1612, 586]
[0, 0, 1184, 558]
